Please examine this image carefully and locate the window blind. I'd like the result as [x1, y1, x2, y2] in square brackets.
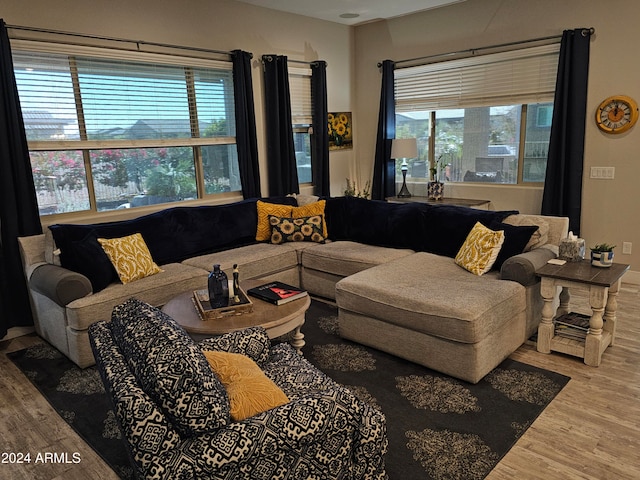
[12, 46, 234, 144]
[289, 66, 312, 127]
[395, 43, 560, 112]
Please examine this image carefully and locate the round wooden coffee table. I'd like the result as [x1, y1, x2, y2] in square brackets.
[161, 279, 310, 354]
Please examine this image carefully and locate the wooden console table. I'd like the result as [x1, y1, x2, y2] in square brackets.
[535, 260, 629, 366]
[386, 196, 491, 209]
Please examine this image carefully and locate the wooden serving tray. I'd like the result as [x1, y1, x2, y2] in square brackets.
[193, 288, 253, 320]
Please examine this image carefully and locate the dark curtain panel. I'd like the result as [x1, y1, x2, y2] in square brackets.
[541, 28, 593, 235]
[311, 61, 329, 197]
[371, 60, 396, 200]
[232, 50, 261, 199]
[262, 54, 299, 196]
[0, 19, 42, 338]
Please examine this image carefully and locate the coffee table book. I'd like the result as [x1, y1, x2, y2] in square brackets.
[193, 287, 253, 320]
[247, 281, 308, 305]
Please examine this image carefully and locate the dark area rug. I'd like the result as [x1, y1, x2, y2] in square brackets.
[8, 300, 569, 480]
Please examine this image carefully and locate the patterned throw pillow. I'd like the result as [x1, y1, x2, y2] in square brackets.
[203, 350, 289, 421]
[255, 201, 294, 242]
[291, 200, 328, 238]
[269, 215, 325, 244]
[98, 233, 162, 284]
[455, 221, 505, 275]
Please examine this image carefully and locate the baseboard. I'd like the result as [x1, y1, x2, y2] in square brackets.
[622, 269, 640, 286]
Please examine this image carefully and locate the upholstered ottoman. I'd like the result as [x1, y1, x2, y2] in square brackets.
[335, 252, 527, 383]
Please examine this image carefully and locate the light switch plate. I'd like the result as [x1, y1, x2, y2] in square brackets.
[590, 166, 615, 179]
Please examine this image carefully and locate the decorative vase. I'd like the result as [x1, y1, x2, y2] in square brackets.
[591, 251, 614, 268]
[427, 181, 444, 200]
[208, 264, 229, 308]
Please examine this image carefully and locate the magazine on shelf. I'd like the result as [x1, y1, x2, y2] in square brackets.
[247, 281, 308, 305]
[554, 324, 588, 340]
[554, 312, 591, 331]
[553, 312, 592, 340]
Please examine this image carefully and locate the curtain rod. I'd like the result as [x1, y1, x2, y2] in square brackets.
[5, 23, 237, 58]
[379, 28, 595, 68]
[261, 55, 323, 67]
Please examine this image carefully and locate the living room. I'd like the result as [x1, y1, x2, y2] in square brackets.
[1, 0, 639, 479]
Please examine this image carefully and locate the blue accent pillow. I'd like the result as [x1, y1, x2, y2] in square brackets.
[487, 221, 539, 269]
[53, 229, 117, 292]
[416, 204, 518, 258]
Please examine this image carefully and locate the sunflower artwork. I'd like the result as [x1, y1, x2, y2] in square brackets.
[328, 112, 353, 150]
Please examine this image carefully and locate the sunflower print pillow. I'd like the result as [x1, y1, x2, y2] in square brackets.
[269, 215, 326, 244]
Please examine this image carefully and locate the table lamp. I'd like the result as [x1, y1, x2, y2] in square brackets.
[391, 138, 418, 198]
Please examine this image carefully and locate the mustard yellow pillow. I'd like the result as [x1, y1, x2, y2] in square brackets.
[455, 222, 505, 276]
[203, 351, 289, 421]
[291, 200, 328, 238]
[98, 233, 162, 284]
[256, 201, 293, 242]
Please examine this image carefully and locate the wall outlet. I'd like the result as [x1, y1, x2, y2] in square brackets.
[622, 242, 632, 255]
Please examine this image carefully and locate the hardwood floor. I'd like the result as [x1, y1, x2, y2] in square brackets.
[1, 284, 639, 480]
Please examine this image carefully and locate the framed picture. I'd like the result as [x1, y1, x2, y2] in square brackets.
[328, 112, 353, 150]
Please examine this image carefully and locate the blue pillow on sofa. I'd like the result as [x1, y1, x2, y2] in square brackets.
[55, 229, 117, 292]
[487, 221, 539, 270]
[417, 204, 518, 258]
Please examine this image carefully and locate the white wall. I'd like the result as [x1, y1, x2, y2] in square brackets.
[354, 0, 640, 277]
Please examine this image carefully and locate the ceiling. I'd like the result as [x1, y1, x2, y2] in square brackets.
[233, 0, 466, 26]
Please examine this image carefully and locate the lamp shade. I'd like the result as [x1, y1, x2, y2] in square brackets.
[391, 138, 418, 159]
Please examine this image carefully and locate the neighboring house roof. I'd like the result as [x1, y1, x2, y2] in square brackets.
[22, 110, 70, 131]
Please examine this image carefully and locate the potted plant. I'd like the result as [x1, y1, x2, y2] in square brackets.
[590, 243, 616, 267]
[344, 178, 371, 199]
[427, 155, 447, 200]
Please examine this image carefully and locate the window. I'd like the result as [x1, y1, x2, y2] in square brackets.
[289, 66, 312, 184]
[394, 43, 560, 185]
[13, 42, 239, 216]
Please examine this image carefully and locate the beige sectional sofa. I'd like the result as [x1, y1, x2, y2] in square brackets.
[19, 194, 568, 383]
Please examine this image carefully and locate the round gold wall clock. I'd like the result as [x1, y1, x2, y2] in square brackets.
[595, 95, 639, 134]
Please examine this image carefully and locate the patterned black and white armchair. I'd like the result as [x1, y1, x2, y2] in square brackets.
[89, 298, 388, 479]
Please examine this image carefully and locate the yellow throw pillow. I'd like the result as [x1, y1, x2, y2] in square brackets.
[291, 200, 328, 238]
[98, 233, 162, 284]
[203, 351, 289, 421]
[455, 222, 505, 276]
[256, 201, 294, 242]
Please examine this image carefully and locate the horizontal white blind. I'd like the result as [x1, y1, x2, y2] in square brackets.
[193, 68, 236, 137]
[395, 44, 560, 112]
[13, 51, 80, 140]
[13, 50, 234, 143]
[289, 67, 312, 126]
[76, 57, 191, 140]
